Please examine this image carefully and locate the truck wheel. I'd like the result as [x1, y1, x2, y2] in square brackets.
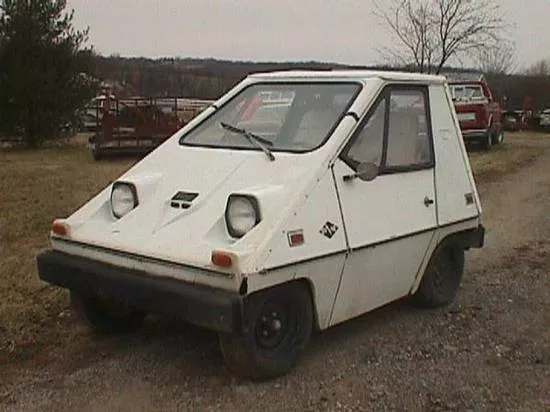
[218, 282, 313, 381]
[92, 150, 101, 161]
[492, 130, 504, 145]
[410, 238, 465, 308]
[70, 291, 145, 334]
[480, 132, 492, 150]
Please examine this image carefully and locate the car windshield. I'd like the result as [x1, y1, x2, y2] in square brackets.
[179, 82, 361, 152]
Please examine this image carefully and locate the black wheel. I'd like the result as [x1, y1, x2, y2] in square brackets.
[410, 238, 465, 308]
[218, 282, 313, 381]
[480, 132, 492, 150]
[92, 149, 103, 161]
[492, 129, 504, 145]
[70, 291, 145, 334]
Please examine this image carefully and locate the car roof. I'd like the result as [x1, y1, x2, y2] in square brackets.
[248, 70, 446, 84]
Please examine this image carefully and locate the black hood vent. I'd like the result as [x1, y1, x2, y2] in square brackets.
[170, 191, 199, 209]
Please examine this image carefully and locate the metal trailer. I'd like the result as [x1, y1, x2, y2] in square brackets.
[88, 96, 214, 160]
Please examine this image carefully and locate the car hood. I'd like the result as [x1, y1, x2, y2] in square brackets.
[60, 143, 320, 271]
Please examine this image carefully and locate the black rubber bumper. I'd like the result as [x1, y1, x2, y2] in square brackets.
[461, 224, 485, 249]
[36, 250, 243, 334]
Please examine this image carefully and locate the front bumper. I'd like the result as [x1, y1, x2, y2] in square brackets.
[37, 250, 244, 334]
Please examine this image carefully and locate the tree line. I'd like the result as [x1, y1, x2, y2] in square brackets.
[90, 56, 347, 99]
[89, 56, 550, 112]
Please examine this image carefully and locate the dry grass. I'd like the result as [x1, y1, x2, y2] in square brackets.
[0, 131, 548, 366]
[469, 132, 549, 183]
[0, 135, 136, 363]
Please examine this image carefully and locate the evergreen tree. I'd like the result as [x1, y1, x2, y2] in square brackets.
[0, 0, 97, 146]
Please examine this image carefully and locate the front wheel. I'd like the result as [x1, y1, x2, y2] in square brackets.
[70, 291, 146, 334]
[410, 238, 465, 308]
[219, 282, 313, 381]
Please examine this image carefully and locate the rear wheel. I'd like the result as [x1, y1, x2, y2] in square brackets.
[70, 291, 146, 334]
[219, 282, 313, 381]
[492, 129, 504, 145]
[410, 238, 465, 308]
[92, 148, 103, 161]
[480, 131, 492, 150]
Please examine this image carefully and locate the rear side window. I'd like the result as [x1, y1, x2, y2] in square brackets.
[341, 85, 434, 173]
[386, 90, 432, 168]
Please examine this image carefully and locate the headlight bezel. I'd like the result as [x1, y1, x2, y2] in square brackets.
[225, 194, 261, 238]
[110, 181, 139, 219]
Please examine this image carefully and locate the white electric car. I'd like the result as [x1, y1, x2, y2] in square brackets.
[37, 70, 485, 380]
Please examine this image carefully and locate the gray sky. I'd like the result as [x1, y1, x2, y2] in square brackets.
[67, 0, 549, 70]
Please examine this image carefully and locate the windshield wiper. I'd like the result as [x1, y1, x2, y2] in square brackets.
[220, 122, 275, 161]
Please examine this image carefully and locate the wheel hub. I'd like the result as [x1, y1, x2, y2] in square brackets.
[255, 306, 287, 349]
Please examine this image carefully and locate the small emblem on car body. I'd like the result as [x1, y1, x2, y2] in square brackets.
[320, 221, 338, 239]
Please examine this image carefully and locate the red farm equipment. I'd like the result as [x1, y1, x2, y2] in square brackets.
[88, 96, 213, 160]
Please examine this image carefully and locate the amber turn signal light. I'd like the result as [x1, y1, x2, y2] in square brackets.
[51, 220, 69, 237]
[211, 251, 233, 268]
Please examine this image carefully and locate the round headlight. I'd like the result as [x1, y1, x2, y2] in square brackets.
[111, 182, 138, 218]
[226, 195, 260, 238]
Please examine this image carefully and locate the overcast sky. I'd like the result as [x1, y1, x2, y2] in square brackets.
[67, 0, 549, 70]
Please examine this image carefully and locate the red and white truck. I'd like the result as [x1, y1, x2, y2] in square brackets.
[449, 80, 504, 150]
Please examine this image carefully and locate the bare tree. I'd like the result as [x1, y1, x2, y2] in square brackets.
[475, 40, 517, 75]
[374, 0, 508, 74]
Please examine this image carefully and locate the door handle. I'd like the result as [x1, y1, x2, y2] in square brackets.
[424, 196, 434, 207]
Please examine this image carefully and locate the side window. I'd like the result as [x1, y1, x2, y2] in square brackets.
[386, 89, 432, 168]
[346, 98, 386, 166]
[342, 86, 433, 173]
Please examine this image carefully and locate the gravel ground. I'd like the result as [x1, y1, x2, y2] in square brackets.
[1, 138, 549, 412]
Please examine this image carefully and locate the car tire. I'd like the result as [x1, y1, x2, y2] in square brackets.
[70, 291, 146, 334]
[92, 147, 101, 160]
[410, 238, 465, 308]
[492, 129, 504, 145]
[218, 281, 313, 381]
[480, 132, 492, 150]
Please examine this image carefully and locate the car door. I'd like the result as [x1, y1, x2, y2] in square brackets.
[329, 84, 439, 326]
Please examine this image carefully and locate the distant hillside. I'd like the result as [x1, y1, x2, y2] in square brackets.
[88, 56, 550, 110]
[89, 56, 454, 99]
[90, 56, 360, 99]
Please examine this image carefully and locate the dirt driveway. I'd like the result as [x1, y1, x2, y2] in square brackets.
[1, 134, 549, 411]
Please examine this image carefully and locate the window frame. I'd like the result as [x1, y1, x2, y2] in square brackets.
[339, 83, 435, 175]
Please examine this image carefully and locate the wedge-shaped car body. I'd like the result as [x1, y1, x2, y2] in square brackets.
[37, 70, 485, 380]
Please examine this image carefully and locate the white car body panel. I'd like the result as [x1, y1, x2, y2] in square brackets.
[334, 164, 437, 246]
[329, 231, 436, 326]
[432, 85, 483, 224]
[257, 166, 347, 272]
